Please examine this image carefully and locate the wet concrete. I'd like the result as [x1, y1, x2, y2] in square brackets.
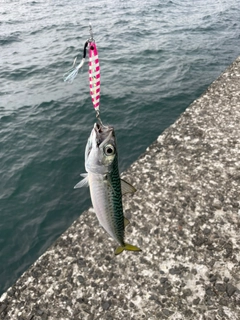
[1, 57, 240, 319]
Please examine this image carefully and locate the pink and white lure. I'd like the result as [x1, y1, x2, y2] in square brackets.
[88, 42, 100, 111]
[63, 24, 101, 112]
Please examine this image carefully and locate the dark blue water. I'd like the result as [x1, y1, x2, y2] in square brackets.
[0, 0, 239, 295]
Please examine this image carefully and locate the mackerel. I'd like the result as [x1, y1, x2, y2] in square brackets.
[75, 123, 141, 255]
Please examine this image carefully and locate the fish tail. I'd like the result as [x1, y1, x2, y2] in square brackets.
[115, 243, 142, 255]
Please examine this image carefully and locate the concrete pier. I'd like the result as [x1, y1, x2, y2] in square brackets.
[1, 57, 240, 320]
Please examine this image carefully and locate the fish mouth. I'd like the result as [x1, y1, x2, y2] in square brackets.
[94, 122, 113, 134]
[94, 122, 114, 147]
[94, 122, 103, 134]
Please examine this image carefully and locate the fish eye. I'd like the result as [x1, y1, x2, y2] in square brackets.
[104, 144, 115, 156]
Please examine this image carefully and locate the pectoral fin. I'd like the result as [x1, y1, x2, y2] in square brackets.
[121, 179, 136, 195]
[74, 173, 89, 188]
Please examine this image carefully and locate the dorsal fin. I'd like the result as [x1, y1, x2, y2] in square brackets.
[121, 179, 136, 195]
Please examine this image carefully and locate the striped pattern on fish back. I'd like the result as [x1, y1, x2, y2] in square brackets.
[109, 156, 125, 245]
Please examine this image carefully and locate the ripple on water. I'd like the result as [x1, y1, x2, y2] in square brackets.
[0, 32, 22, 46]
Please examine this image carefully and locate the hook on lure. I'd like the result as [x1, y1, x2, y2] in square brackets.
[63, 39, 89, 83]
[95, 109, 106, 128]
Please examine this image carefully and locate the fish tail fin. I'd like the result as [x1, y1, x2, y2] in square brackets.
[115, 243, 142, 255]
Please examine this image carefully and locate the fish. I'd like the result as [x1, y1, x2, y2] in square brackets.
[74, 122, 141, 255]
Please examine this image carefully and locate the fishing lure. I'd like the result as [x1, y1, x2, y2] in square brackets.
[64, 24, 101, 113]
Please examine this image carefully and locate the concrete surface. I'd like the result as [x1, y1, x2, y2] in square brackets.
[1, 56, 240, 319]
